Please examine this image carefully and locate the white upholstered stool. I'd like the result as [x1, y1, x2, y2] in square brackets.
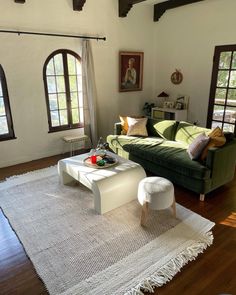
[138, 176, 176, 226]
[62, 135, 91, 156]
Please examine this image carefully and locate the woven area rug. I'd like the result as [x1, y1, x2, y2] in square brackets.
[0, 166, 215, 295]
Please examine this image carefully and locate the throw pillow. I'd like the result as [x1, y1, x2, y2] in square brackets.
[200, 127, 226, 160]
[187, 133, 210, 160]
[119, 115, 144, 135]
[127, 117, 148, 137]
[152, 120, 179, 140]
[119, 116, 129, 135]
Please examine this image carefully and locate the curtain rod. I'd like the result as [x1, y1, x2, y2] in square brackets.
[0, 29, 106, 41]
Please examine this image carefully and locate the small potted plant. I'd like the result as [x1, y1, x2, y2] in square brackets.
[143, 102, 155, 117]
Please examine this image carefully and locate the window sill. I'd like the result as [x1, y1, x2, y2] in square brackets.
[0, 136, 17, 142]
[48, 124, 84, 133]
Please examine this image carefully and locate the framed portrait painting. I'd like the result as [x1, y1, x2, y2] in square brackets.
[119, 51, 144, 92]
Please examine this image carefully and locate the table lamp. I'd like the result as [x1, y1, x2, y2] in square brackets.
[157, 91, 169, 107]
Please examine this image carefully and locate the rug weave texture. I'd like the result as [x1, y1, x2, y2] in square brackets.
[0, 166, 215, 295]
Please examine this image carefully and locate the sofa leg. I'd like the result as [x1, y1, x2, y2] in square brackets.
[200, 194, 205, 201]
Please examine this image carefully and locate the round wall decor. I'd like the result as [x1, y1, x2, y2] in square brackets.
[171, 69, 183, 85]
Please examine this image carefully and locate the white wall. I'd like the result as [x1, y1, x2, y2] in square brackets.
[2, 0, 235, 168]
[0, 0, 155, 167]
[154, 0, 236, 126]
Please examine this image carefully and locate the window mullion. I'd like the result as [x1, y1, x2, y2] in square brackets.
[63, 53, 72, 127]
[221, 52, 232, 123]
[223, 52, 233, 117]
[52, 57, 61, 126]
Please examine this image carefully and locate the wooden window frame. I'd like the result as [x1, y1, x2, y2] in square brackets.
[0, 65, 16, 141]
[43, 49, 84, 133]
[207, 44, 236, 136]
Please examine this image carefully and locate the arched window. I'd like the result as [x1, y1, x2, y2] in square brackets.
[0, 65, 15, 141]
[43, 49, 83, 132]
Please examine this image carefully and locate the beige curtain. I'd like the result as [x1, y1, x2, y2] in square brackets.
[82, 39, 98, 147]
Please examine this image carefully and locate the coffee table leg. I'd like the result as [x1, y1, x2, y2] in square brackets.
[60, 170, 75, 185]
[93, 166, 146, 214]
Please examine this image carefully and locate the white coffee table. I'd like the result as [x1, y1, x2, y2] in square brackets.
[58, 151, 146, 214]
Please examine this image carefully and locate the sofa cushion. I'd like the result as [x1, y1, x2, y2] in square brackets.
[175, 121, 211, 144]
[107, 135, 164, 150]
[146, 118, 161, 137]
[107, 135, 211, 180]
[147, 119, 179, 140]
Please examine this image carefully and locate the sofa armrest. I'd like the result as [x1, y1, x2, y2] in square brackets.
[114, 122, 122, 135]
[206, 139, 236, 188]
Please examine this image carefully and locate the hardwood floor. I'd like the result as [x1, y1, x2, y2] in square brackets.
[0, 154, 235, 295]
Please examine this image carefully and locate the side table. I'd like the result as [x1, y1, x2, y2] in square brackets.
[62, 134, 91, 156]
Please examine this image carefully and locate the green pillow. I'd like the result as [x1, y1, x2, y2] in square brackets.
[146, 118, 161, 137]
[147, 119, 179, 140]
[175, 121, 211, 144]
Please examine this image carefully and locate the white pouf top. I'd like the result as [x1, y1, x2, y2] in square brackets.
[138, 176, 174, 210]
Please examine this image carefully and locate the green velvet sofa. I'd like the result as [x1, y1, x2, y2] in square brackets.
[107, 119, 236, 201]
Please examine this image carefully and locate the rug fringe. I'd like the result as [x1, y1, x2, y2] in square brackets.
[5, 165, 57, 181]
[124, 231, 214, 295]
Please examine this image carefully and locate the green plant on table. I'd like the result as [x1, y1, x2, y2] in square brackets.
[143, 102, 155, 117]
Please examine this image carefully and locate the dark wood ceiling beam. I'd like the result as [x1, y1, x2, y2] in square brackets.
[119, 0, 133, 17]
[73, 0, 86, 11]
[132, 0, 147, 3]
[119, 0, 146, 17]
[154, 0, 205, 22]
[14, 0, 25, 3]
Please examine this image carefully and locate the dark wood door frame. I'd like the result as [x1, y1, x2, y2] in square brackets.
[207, 44, 236, 135]
[0, 66, 16, 141]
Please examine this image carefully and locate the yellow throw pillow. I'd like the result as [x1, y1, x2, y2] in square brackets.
[119, 116, 129, 135]
[200, 127, 226, 160]
[208, 126, 224, 137]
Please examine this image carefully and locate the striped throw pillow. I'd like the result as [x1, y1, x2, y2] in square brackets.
[187, 133, 210, 160]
